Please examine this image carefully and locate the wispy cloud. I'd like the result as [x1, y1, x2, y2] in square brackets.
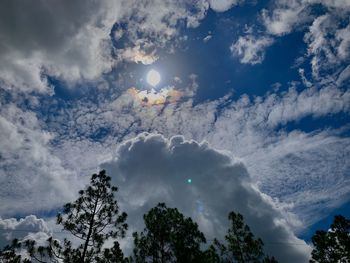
[29, 82, 348, 228]
[0, 104, 83, 216]
[0, 1, 349, 261]
[230, 35, 274, 64]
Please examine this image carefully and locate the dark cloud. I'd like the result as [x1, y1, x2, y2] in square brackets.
[0, 0, 120, 92]
[102, 133, 311, 262]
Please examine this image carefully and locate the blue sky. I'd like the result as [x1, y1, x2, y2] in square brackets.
[0, 0, 349, 262]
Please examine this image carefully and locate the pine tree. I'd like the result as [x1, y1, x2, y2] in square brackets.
[310, 215, 350, 263]
[214, 211, 278, 263]
[131, 203, 206, 263]
[1, 170, 128, 263]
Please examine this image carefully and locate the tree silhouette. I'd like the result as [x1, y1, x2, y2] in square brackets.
[131, 203, 206, 263]
[55, 170, 128, 262]
[214, 211, 278, 263]
[0, 239, 29, 263]
[310, 215, 350, 263]
[0, 170, 128, 263]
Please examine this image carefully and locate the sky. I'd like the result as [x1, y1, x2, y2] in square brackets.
[0, 0, 349, 262]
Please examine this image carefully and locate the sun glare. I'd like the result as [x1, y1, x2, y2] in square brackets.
[146, 69, 161, 86]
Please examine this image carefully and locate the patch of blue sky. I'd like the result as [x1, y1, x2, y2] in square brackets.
[274, 113, 350, 136]
[180, 11, 307, 103]
[299, 200, 350, 242]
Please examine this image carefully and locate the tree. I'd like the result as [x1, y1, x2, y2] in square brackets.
[214, 211, 278, 263]
[310, 215, 350, 263]
[1, 170, 128, 263]
[200, 245, 221, 263]
[131, 203, 206, 263]
[0, 239, 29, 263]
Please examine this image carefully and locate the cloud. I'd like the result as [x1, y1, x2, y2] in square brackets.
[209, 0, 241, 12]
[337, 65, 350, 86]
[304, 13, 350, 81]
[0, 0, 249, 94]
[0, 1, 349, 254]
[37, 82, 350, 229]
[101, 133, 311, 262]
[0, 0, 121, 93]
[203, 35, 213, 43]
[230, 35, 274, 64]
[260, 0, 350, 37]
[0, 75, 348, 260]
[0, 104, 83, 216]
[0, 0, 215, 93]
[261, 0, 310, 36]
[256, 0, 350, 71]
[117, 45, 159, 65]
[0, 215, 50, 249]
[127, 87, 184, 106]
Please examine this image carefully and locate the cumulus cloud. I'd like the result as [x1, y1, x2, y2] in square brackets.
[101, 133, 311, 262]
[0, 0, 121, 93]
[230, 35, 274, 64]
[0, 215, 50, 249]
[0, 0, 218, 93]
[0, 2, 349, 257]
[38, 82, 350, 229]
[0, 77, 348, 259]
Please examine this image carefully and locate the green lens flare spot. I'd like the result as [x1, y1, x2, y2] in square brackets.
[187, 178, 192, 184]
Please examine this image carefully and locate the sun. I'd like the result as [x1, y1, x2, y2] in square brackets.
[146, 69, 161, 86]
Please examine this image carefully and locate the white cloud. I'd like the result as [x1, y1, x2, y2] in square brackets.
[101, 133, 311, 262]
[299, 68, 313, 87]
[230, 35, 274, 64]
[0, 79, 348, 260]
[258, 0, 350, 77]
[117, 45, 159, 65]
[0, 0, 215, 93]
[261, 0, 310, 36]
[260, 0, 350, 37]
[209, 0, 241, 12]
[0, 0, 122, 93]
[0, 1, 349, 255]
[337, 65, 350, 86]
[0, 0, 251, 93]
[336, 23, 350, 60]
[304, 14, 350, 81]
[39, 82, 350, 229]
[203, 35, 213, 43]
[0, 215, 50, 249]
[0, 104, 83, 216]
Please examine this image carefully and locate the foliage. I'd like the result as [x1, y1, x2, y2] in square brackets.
[214, 211, 278, 263]
[0, 239, 29, 263]
[310, 215, 350, 263]
[0, 170, 128, 263]
[0, 171, 292, 263]
[54, 170, 128, 262]
[131, 203, 206, 263]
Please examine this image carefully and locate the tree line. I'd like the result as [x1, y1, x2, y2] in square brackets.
[1, 170, 349, 263]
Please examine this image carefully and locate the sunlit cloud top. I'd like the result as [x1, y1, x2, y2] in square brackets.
[127, 87, 183, 106]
